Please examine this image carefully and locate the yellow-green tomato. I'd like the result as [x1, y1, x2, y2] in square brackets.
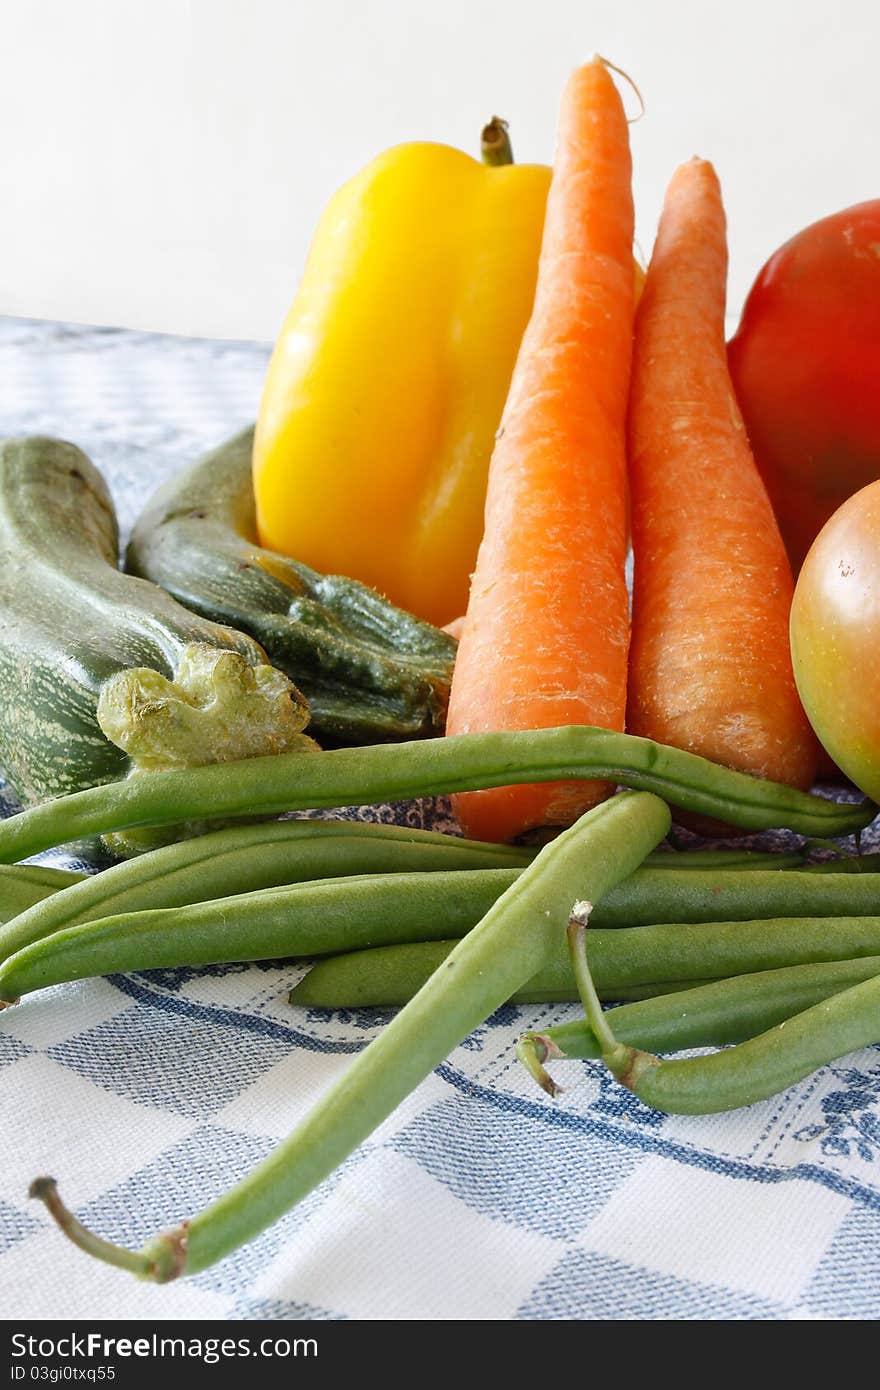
[790, 481, 880, 799]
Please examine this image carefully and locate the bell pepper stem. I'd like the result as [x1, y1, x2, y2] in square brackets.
[481, 116, 513, 165]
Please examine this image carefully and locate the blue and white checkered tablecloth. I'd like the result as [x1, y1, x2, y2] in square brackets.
[1, 315, 879, 1321]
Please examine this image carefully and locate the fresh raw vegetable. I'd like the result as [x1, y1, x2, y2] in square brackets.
[0, 437, 313, 821]
[0, 820, 533, 961]
[0, 869, 519, 1004]
[517, 957, 880, 1093]
[626, 159, 817, 797]
[790, 481, 880, 802]
[0, 828, 819, 966]
[566, 915, 880, 1115]
[253, 124, 550, 627]
[0, 864, 85, 924]
[447, 58, 635, 843]
[728, 200, 880, 574]
[290, 914, 880, 1008]
[0, 726, 870, 864]
[645, 847, 806, 869]
[29, 790, 672, 1278]
[562, 865, 880, 929]
[127, 428, 456, 745]
[12, 857, 880, 1003]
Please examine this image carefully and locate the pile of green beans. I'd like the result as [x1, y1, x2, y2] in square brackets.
[0, 869, 512, 1003]
[0, 725, 871, 861]
[0, 818, 532, 962]
[516, 957, 880, 1094]
[8, 859, 880, 1006]
[0, 842, 816, 932]
[29, 790, 673, 1279]
[561, 919, 880, 1116]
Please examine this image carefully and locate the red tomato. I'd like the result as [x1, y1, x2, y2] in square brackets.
[729, 200, 880, 574]
[790, 482, 880, 800]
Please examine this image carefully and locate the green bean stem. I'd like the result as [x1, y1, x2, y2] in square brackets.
[0, 726, 871, 863]
[517, 957, 880, 1094]
[29, 790, 671, 1278]
[0, 819, 532, 963]
[569, 923, 880, 1114]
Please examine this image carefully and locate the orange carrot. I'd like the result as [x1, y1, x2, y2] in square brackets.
[446, 59, 635, 843]
[626, 158, 817, 793]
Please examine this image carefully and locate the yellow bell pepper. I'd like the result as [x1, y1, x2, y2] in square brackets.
[253, 124, 550, 628]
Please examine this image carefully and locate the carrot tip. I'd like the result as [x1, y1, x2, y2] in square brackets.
[595, 55, 646, 123]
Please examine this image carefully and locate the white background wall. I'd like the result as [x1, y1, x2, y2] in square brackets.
[3, 0, 878, 341]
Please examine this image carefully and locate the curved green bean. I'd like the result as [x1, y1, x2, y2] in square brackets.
[0, 726, 871, 862]
[0, 819, 532, 962]
[516, 957, 880, 1093]
[289, 914, 880, 1009]
[28, 790, 671, 1277]
[568, 924, 880, 1115]
[609, 977, 880, 1115]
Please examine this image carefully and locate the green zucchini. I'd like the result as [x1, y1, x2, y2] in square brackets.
[125, 428, 457, 744]
[0, 436, 314, 817]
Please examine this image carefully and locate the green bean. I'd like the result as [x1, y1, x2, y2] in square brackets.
[289, 914, 880, 1009]
[801, 853, 880, 873]
[289, 939, 717, 1007]
[281, 862, 880, 968]
[0, 864, 86, 923]
[0, 819, 532, 962]
[0, 726, 870, 862]
[590, 868, 880, 928]
[604, 980, 717, 1001]
[645, 849, 880, 873]
[567, 919, 880, 1114]
[0, 869, 523, 1004]
[644, 848, 804, 869]
[28, 790, 671, 1278]
[516, 957, 880, 1093]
